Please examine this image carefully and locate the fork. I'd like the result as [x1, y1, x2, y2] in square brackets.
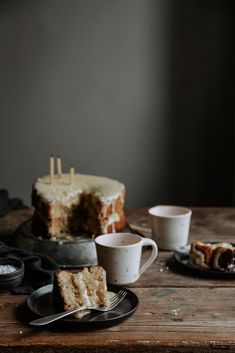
[29, 290, 127, 326]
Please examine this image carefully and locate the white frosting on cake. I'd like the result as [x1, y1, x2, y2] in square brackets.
[33, 173, 125, 236]
[34, 173, 125, 205]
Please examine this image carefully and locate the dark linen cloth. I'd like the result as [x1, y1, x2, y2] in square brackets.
[0, 241, 59, 294]
[0, 189, 59, 294]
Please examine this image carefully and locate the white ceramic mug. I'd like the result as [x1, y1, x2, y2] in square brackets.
[148, 205, 192, 250]
[95, 233, 158, 285]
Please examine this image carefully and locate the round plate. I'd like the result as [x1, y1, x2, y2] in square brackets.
[174, 243, 235, 278]
[27, 284, 139, 329]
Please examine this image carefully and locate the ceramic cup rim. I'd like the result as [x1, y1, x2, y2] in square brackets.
[95, 232, 143, 249]
[148, 205, 192, 219]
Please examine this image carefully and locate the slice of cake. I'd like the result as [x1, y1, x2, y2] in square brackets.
[189, 241, 235, 272]
[53, 266, 108, 318]
[32, 173, 126, 239]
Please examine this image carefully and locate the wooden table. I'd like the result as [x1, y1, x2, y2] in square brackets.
[0, 207, 235, 353]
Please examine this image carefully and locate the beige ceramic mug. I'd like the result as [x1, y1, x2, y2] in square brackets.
[148, 205, 192, 250]
[95, 233, 158, 285]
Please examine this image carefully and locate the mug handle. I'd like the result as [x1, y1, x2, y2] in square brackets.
[139, 238, 158, 276]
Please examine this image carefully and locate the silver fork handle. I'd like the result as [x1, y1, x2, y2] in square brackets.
[29, 306, 87, 326]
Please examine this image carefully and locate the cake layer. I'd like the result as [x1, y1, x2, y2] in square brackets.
[32, 173, 126, 238]
[53, 266, 108, 318]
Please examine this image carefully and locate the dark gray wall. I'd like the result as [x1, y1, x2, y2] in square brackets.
[165, 1, 234, 206]
[0, 0, 234, 207]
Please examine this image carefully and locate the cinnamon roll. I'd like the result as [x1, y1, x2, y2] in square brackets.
[189, 241, 235, 272]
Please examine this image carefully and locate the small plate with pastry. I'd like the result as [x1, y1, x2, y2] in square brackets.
[174, 241, 235, 278]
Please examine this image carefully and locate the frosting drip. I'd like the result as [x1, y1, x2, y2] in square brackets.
[35, 173, 125, 204]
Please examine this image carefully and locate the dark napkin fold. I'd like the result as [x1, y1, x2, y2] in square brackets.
[0, 241, 59, 294]
[0, 189, 27, 218]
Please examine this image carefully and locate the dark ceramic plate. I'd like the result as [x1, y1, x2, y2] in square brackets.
[174, 243, 235, 278]
[27, 284, 138, 329]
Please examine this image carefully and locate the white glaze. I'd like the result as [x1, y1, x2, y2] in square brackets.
[35, 173, 125, 204]
[34, 173, 125, 235]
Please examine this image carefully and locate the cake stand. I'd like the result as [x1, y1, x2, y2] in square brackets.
[14, 220, 98, 268]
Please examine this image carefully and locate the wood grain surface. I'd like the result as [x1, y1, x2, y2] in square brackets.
[0, 207, 235, 353]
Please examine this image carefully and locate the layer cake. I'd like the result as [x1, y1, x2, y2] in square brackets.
[32, 173, 126, 239]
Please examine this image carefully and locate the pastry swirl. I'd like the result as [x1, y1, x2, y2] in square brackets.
[189, 241, 235, 272]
